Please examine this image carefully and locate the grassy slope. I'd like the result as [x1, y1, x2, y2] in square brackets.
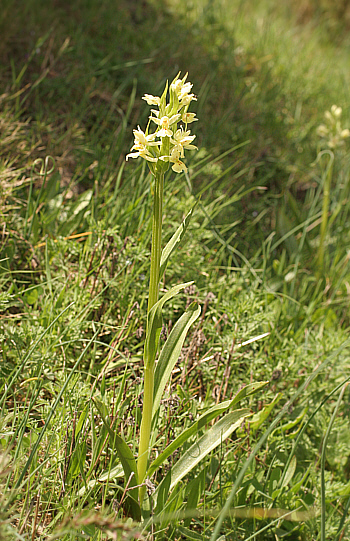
[1, 0, 350, 539]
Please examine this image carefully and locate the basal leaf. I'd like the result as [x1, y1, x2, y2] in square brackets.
[149, 381, 267, 477]
[155, 409, 251, 496]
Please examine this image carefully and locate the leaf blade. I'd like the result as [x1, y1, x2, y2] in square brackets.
[144, 281, 193, 369]
[149, 381, 268, 477]
[156, 409, 251, 495]
[159, 204, 197, 280]
[152, 302, 201, 418]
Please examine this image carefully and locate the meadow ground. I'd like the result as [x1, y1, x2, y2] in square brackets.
[1, 0, 350, 539]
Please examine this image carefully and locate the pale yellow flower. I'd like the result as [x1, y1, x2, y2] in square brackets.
[126, 149, 158, 162]
[182, 112, 198, 124]
[179, 82, 193, 97]
[171, 79, 183, 94]
[171, 128, 197, 157]
[316, 124, 329, 137]
[180, 94, 197, 107]
[142, 94, 161, 106]
[150, 114, 181, 137]
[170, 74, 190, 95]
[324, 111, 333, 123]
[126, 126, 160, 162]
[331, 105, 342, 118]
[169, 148, 187, 173]
[132, 126, 160, 149]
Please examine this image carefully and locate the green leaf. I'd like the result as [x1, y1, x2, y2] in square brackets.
[24, 287, 39, 305]
[159, 80, 169, 117]
[184, 468, 206, 527]
[155, 409, 251, 496]
[246, 393, 282, 435]
[289, 463, 311, 495]
[98, 463, 124, 482]
[176, 526, 207, 540]
[92, 398, 140, 519]
[271, 406, 307, 438]
[149, 381, 267, 477]
[281, 455, 297, 488]
[152, 301, 201, 418]
[159, 204, 197, 280]
[144, 282, 193, 369]
[229, 381, 269, 407]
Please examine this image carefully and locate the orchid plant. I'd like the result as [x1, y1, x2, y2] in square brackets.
[127, 73, 199, 504]
[315, 105, 350, 270]
[94, 73, 265, 526]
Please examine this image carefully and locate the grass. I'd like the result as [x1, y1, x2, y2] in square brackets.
[1, 0, 350, 539]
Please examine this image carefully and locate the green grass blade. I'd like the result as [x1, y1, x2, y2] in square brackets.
[13, 328, 98, 493]
[320, 383, 348, 541]
[0, 303, 74, 411]
[92, 398, 139, 505]
[210, 337, 350, 541]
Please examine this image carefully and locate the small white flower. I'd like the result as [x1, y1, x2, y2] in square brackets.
[150, 114, 181, 137]
[171, 128, 197, 157]
[169, 148, 187, 173]
[331, 105, 342, 118]
[142, 94, 161, 106]
[182, 112, 198, 124]
[180, 94, 197, 107]
[132, 126, 160, 149]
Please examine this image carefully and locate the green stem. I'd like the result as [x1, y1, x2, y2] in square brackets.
[138, 170, 164, 504]
[148, 171, 164, 310]
[318, 153, 334, 271]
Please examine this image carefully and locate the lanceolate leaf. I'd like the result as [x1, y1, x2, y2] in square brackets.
[92, 398, 140, 519]
[152, 301, 201, 419]
[144, 282, 193, 369]
[148, 382, 267, 477]
[156, 409, 251, 495]
[149, 400, 232, 479]
[159, 204, 197, 280]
